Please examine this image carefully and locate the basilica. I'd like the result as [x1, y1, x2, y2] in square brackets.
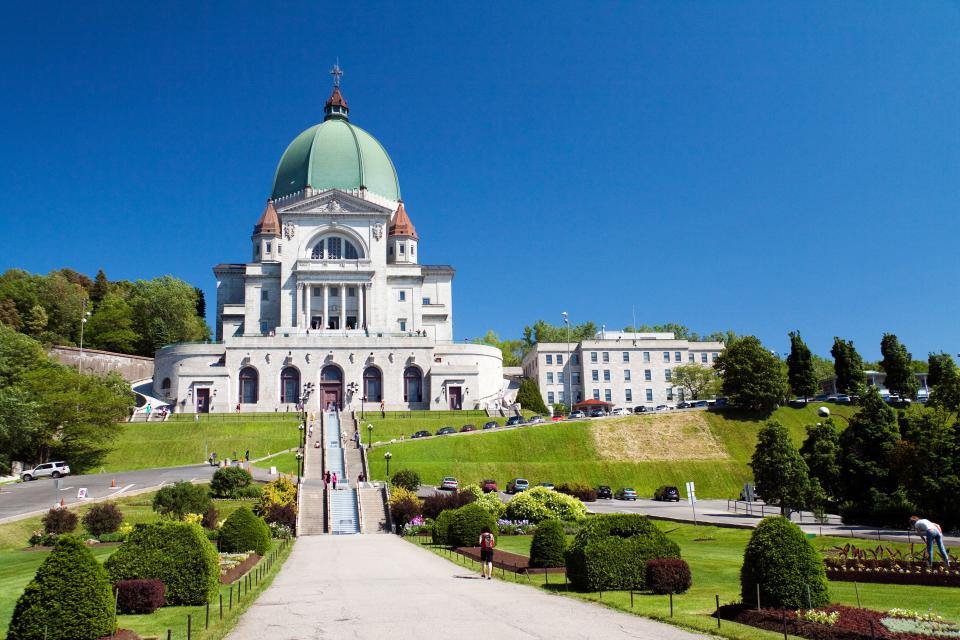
[153, 71, 506, 413]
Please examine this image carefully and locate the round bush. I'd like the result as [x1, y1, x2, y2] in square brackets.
[105, 521, 219, 605]
[115, 579, 165, 614]
[41, 507, 77, 535]
[219, 506, 271, 555]
[566, 514, 680, 591]
[432, 509, 457, 545]
[530, 518, 567, 568]
[391, 468, 422, 492]
[210, 466, 252, 498]
[646, 558, 692, 594]
[7, 535, 115, 640]
[82, 502, 122, 536]
[152, 481, 213, 520]
[505, 487, 587, 523]
[740, 516, 829, 609]
[447, 504, 498, 548]
[255, 477, 297, 516]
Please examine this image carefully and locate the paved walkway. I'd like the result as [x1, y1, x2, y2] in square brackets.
[225, 535, 711, 640]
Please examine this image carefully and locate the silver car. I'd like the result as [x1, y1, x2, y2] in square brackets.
[21, 461, 71, 481]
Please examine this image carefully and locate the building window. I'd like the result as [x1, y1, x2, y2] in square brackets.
[624, 370, 631, 382]
[602, 352, 609, 363]
[556, 354, 563, 365]
[239, 367, 258, 404]
[593, 389, 600, 400]
[712, 352, 719, 362]
[330, 286, 339, 297]
[404, 366, 423, 403]
[591, 370, 599, 382]
[558, 372, 565, 384]
[604, 389, 612, 402]
[665, 369, 672, 382]
[572, 354, 579, 365]
[663, 351, 670, 362]
[603, 370, 611, 382]
[702, 353, 708, 363]
[623, 352, 630, 362]
[399, 320, 407, 331]
[576, 391, 582, 402]
[261, 290, 269, 301]
[277, 243, 282, 255]
[572, 372, 581, 384]
[548, 391, 555, 405]
[546, 354, 553, 365]
[399, 291, 406, 301]
[265, 242, 271, 253]
[644, 369, 652, 381]
[348, 287, 356, 297]
[689, 353, 695, 363]
[312, 286, 321, 297]
[643, 352, 650, 363]
[558, 391, 565, 403]
[590, 352, 598, 363]
[646, 388, 653, 402]
[280, 367, 300, 404]
[546, 372, 554, 384]
[399, 243, 405, 254]
[363, 366, 382, 402]
[667, 388, 674, 400]
[422, 297, 430, 305]
[625, 389, 633, 402]
[311, 236, 362, 260]
[675, 351, 682, 362]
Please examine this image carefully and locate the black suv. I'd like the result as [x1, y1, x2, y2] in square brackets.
[411, 430, 432, 439]
[505, 416, 525, 426]
[482, 421, 498, 430]
[654, 485, 681, 502]
[596, 485, 613, 499]
[436, 426, 456, 436]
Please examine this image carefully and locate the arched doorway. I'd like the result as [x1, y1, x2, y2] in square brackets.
[363, 366, 382, 402]
[320, 364, 343, 410]
[403, 366, 423, 404]
[239, 367, 259, 405]
[280, 366, 300, 404]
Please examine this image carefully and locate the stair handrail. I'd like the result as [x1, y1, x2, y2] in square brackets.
[382, 483, 393, 534]
[355, 485, 365, 533]
[359, 441, 369, 484]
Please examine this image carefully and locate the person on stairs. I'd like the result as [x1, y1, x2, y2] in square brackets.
[331, 471, 338, 490]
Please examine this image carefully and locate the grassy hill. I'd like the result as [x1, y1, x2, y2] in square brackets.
[367, 404, 857, 498]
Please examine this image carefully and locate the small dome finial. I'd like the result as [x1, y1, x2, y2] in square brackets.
[330, 59, 343, 88]
[324, 60, 349, 121]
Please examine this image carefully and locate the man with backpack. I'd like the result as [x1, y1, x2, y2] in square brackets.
[479, 527, 496, 580]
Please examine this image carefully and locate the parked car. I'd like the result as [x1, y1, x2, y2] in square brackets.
[411, 430, 432, 439]
[615, 487, 638, 501]
[633, 406, 650, 413]
[596, 485, 613, 499]
[834, 394, 852, 405]
[654, 405, 668, 412]
[813, 394, 830, 402]
[569, 410, 586, 419]
[459, 424, 476, 432]
[654, 485, 681, 502]
[506, 478, 530, 494]
[505, 416, 525, 426]
[693, 400, 709, 408]
[436, 426, 456, 436]
[589, 409, 606, 417]
[20, 461, 70, 481]
[611, 407, 627, 416]
[439, 476, 459, 491]
[482, 421, 499, 430]
[788, 398, 809, 408]
[676, 401, 692, 409]
[539, 482, 555, 490]
[481, 479, 498, 493]
[714, 397, 729, 407]
[551, 415, 566, 422]
[527, 415, 545, 424]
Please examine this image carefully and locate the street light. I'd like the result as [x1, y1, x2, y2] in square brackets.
[361, 395, 367, 420]
[295, 450, 304, 485]
[367, 423, 373, 451]
[562, 311, 571, 416]
[384, 451, 392, 478]
[78, 299, 91, 375]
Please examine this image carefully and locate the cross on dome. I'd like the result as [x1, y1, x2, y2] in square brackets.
[330, 60, 343, 88]
[324, 60, 349, 121]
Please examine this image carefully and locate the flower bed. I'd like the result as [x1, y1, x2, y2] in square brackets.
[824, 559, 960, 587]
[218, 551, 260, 584]
[496, 519, 536, 535]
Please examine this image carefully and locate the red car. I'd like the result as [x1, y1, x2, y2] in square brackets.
[481, 479, 498, 493]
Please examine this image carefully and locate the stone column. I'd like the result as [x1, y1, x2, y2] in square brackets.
[323, 285, 329, 331]
[305, 284, 313, 329]
[294, 283, 301, 327]
[359, 284, 366, 330]
[339, 284, 346, 331]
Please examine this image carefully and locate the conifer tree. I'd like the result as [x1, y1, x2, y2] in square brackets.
[830, 337, 866, 394]
[879, 333, 919, 399]
[786, 331, 818, 399]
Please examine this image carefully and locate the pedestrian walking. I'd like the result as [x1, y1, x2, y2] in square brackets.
[332, 471, 338, 490]
[911, 516, 951, 566]
[308, 424, 314, 439]
[324, 470, 330, 487]
[245, 449, 250, 463]
[380, 399, 385, 418]
[479, 527, 496, 579]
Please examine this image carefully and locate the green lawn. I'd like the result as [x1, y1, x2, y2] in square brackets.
[359, 410, 516, 444]
[368, 405, 858, 497]
[102, 416, 301, 472]
[252, 450, 299, 475]
[419, 521, 960, 640]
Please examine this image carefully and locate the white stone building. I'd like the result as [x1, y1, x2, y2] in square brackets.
[521, 332, 724, 409]
[154, 76, 504, 413]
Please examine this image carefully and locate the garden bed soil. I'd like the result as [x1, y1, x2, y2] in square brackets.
[98, 629, 141, 640]
[825, 561, 959, 587]
[455, 546, 565, 574]
[718, 603, 945, 640]
[220, 553, 261, 584]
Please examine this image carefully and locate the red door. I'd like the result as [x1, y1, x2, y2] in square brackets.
[321, 385, 341, 410]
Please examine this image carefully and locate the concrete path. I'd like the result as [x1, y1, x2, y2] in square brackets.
[225, 535, 711, 640]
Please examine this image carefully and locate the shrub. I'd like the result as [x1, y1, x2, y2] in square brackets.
[115, 579, 165, 614]
[447, 504, 498, 548]
[565, 514, 680, 591]
[646, 558, 692, 594]
[740, 516, 829, 609]
[254, 477, 297, 516]
[42, 507, 77, 535]
[463, 484, 507, 518]
[82, 502, 123, 536]
[421, 489, 475, 520]
[389, 487, 423, 532]
[210, 466, 253, 498]
[105, 521, 219, 605]
[505, 487, 587, 523]
[152, 481, 213, 520]
[262, 502, 297, 532]
[236, 484, 263, 499]
[218, 506, 271, 555]
[202, 505, 219, 529]
[556, 483, 598, 502]
[268, 522, 293, 539]
[97, 532, 124, 543]
[530, 519, 567, 568]
[7, 536, 115, 640]
[391, 468, 421, 492]
[432, 509, 456, 545]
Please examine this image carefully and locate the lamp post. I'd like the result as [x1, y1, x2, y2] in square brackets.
[295, 451, 304, 485]
[367, 423, 373, 451]
[384, 451, 392, 478]
[562, 311, 571, 416]
[78, 299, 91, 375]
[361, 395, 367, 420]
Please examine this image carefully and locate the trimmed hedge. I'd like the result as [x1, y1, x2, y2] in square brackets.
[447, 504, 498, 548]
[421, 490, 475, 520]
[115, 579, 165, 614]
[219, 506, 271, 555]
[565, 514, 680, 591]
[105, 521, 219, 605]
[41, 508, 77, 535]
[7, 536, 115, 640]
[530, 519, 567, 568]
[152, 481, 212, 520]
[646, 558, 692, 594]
[740, 516, 829, 609]
[210, 466, 253, 498]
[556, 483, 598, 502]
[391, 468, 422, 492]
[82, 502, 122, 536]
[505, 487, 587, 523]
[432, 509, 457, 545]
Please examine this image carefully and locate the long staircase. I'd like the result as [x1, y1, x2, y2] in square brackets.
[326, 411, 360, 534]
[298, 418, 327, 535]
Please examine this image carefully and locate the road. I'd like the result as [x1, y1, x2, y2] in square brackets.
[225, 535, 711, 640]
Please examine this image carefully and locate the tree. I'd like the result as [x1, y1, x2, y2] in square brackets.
[838, 386, 900, 511]
[786, 331, 818, 399]
[516, 377, 548, 414]
[472, 330, 524, 367]
[90, 269, 109, 307]
[522, 319, 597, 349]
[85, 293, 139, 354]
[879, 333, 919, 399]
[152, 481, 213, 519]
[0, 387, 42, 473]
[671, 364, 719, 400]
[0, 324, 48, 387]
[811, 354, 834, 387]
[0, 298, 22, 331]
[895, 408, 960, 529]
[713, 336, 787, 411]
[927, 353, 956, 391]
[193, 287, 206, 318]
[830, 337, 866, 394]
[927, 356, 960, 414]
[23, 304, 48, 337]
[750, 420, 816, 515]
[800, 419, 841, 501]
[129, 276, 211, 355]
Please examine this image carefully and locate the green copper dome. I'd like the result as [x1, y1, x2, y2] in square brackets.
[271, 118, 401, 202]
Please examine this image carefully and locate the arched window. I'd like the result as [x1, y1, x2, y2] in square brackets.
[363, 366, 382, 402]
[239, 367, 259, 404]
[310, 235, 362, 260]
[403, 366, 423, 403]
[321, 365, 342, 382]
[280, 367, 300, 404]
[161, 378, 171, 389]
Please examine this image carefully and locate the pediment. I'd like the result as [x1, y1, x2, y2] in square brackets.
[276, 189, 393, 216]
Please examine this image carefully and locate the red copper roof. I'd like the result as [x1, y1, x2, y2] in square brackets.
[389, 201, 418, 239]
[253, 199, 280, 236]
[325, 87, 348, 109]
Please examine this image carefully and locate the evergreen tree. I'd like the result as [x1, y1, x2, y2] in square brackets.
[800, 419, 841, 501]
[516, 377, 548, 414]
[89, 269, 109, 306]
[750, 420, 816, 515]
[194, 287, 206, 318]
[0, 299, 22, 331]
[830, 337, 866, 394]
[23, 304, 47, 337]
[713, 336, 787, 411]
[879, 333, 919, 398]
[786, 331, 818, 399]
[838, 386, 900, 509]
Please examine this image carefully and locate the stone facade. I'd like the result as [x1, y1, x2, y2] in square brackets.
[48, 345, 154, 382]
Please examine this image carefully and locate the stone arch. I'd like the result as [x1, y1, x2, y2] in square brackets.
[239, 366, 259, 404]
[280, 366, 300, 404]
[363, 365, 383, 402]
[403, 365, 423, 403]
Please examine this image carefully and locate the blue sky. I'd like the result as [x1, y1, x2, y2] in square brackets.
[1, 2, 957, 360]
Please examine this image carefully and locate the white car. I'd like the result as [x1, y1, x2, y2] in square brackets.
[611, 407, 627, 416]
[21, 461, 71, 481]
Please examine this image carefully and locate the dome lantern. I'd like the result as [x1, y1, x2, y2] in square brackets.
[323, 62, 349, 121]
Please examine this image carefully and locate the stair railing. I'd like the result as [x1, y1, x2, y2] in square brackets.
[325, 485, 332, 534]
[355, 486, 365, 533]
[382, 483, 393, 533]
